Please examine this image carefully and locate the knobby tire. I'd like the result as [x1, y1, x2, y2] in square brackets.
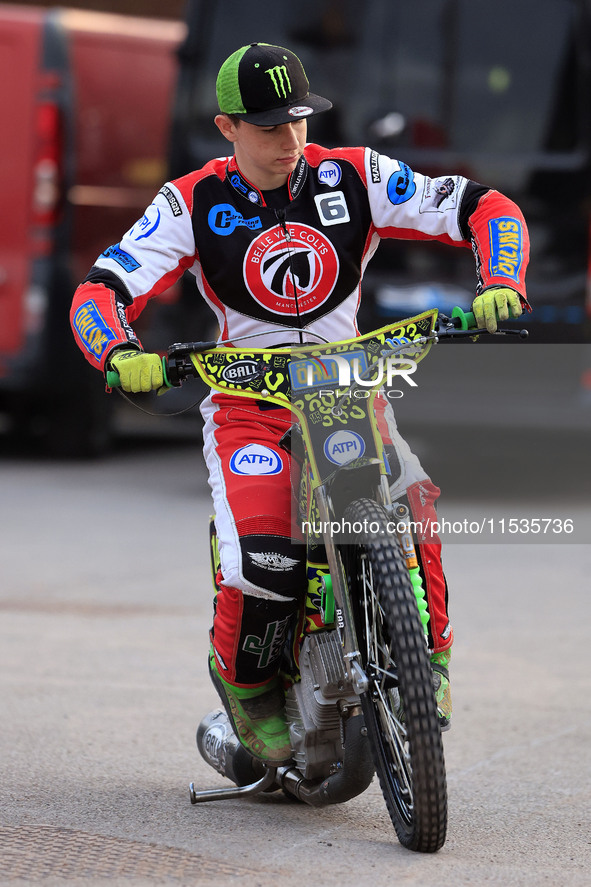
[341, 498, 447, 852]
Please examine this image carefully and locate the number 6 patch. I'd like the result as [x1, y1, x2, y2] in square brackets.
[314, 191, 350, 227]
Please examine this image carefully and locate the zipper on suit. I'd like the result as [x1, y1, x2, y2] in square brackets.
[275, 207, 304, 342]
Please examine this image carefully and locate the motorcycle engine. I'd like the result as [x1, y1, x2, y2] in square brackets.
[284, 630, 360, 780]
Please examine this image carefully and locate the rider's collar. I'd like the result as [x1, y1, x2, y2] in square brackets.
[227, 155, 308, 207]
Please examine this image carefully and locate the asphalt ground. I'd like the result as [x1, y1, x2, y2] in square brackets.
[0, 427, 589, 886]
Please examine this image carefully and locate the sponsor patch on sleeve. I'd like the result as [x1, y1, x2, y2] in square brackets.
[129, 206, 161, 241]
[419, 176, 458, 213]
[387, 162, 416, 205]
[73, 300, 117, 361]
[159, 185, 183, 217]
[369, 150, 381, 184]
[488, 217, 523, 283]
[101, 243, 141, 272]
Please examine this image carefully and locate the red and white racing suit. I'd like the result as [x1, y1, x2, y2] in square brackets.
[70, 144, 529, 687]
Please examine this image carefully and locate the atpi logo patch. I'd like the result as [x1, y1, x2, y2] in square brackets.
[129, 205, 161, 241]
[323, 430, 366, 466]
[243, 223, 338, 316]
[229, 444, 283, 476]
[317, 160, 342, 187]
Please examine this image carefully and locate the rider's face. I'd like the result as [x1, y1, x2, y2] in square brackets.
[215, 116, 307, 190]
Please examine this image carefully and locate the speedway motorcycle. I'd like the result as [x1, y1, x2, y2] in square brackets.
[108, 306, 526, 853]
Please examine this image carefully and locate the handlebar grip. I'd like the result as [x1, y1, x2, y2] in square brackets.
[451, 306, 477, 330]
[105, 356, 170, 389]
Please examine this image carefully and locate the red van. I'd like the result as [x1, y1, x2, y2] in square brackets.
[0, 5, 184, 455]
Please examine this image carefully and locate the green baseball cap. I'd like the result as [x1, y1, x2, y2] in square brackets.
[216, 43, 332, 125]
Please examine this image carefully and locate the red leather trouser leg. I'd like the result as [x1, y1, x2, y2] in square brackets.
[202, 392, 306, 687]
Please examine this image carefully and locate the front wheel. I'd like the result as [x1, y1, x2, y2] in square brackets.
[341, 498, 447, 852]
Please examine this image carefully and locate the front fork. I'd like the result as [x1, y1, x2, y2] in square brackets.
[377, 474, 430, 638]
[389, 503, 430, 637]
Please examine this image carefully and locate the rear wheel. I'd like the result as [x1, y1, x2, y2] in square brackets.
[341, 497, 447, 852]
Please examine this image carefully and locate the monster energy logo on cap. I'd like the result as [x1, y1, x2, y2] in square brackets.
[265, 65, 291, 98]
[216, 42, 332, 126]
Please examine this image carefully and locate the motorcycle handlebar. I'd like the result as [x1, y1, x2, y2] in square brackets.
[105, 339, 216, 389]
[104, 306, 526, 389]
[440, 305, 528, 340]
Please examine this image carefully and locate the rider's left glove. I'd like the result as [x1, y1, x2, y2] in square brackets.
[472, 287, 522, 334]
[108, 349, 163, 393]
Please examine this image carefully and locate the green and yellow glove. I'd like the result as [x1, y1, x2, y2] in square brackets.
[108, 349, 163, 393]
[472, 287, 523, 333]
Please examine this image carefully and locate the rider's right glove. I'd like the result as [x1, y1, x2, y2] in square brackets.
[471, 286, 523, 334]
[108, 349, 163, 393]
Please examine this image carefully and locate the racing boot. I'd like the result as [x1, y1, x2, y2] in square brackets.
[196, 708, 266, 785]
[208, 581, 299, 764]
[209, 649, 292, 764]
[430, 649, 452, 731]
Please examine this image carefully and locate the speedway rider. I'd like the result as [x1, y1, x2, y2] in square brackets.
[70, 43, 529, 763]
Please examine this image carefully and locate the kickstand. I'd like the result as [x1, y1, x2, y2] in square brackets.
[189, 766, 277, 804]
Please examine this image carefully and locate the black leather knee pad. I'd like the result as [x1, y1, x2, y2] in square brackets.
[239, 535, 307, 601]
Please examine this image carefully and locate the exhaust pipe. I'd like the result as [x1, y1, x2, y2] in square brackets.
[277, 713, 374, 807]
